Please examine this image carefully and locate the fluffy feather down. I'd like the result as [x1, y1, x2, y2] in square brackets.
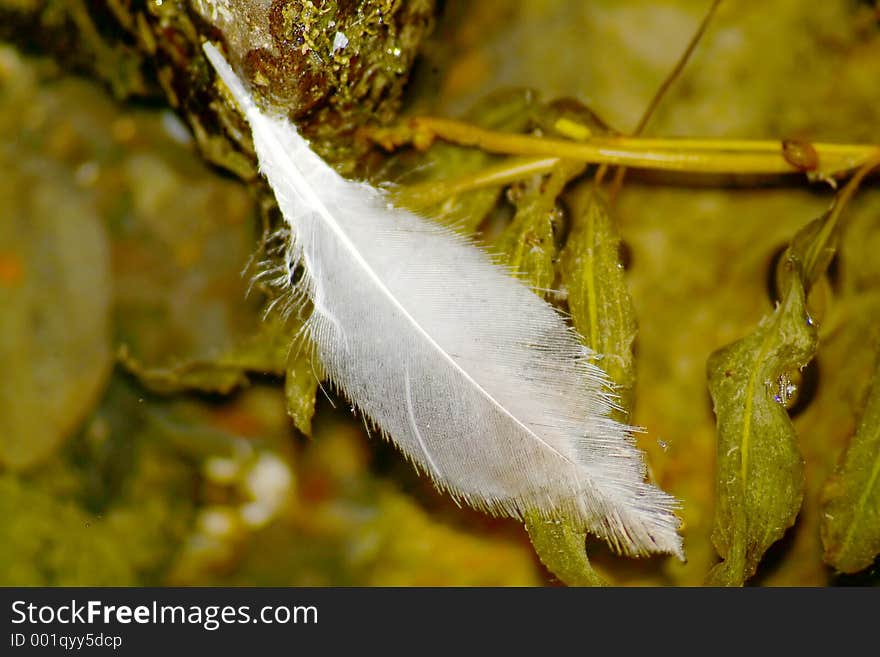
[203, 42, 683, 558]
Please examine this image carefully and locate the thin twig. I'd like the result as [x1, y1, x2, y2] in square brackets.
[392, 157, 560, 209]
[608, 0, 723, 202]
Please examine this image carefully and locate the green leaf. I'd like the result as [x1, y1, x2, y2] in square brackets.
[118, 327, 282, 396]
[496, 160, 584, 292]
[524, 510, 607, 586]
[706, 274, 818, 585]
[560, 186, 638, 419]
[0, 159, 112, 470]
[821, 355, 880, 573]
[121, 314, 319, 436]
[706, 190, 858, 585]
[520, 182, 637, 586]
[284, 342, 321, 437]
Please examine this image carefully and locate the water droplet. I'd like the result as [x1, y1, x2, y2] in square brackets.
[332, 31, 349, 52]
[773, 372, 800, 409]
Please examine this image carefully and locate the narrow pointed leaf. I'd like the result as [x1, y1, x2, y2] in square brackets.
[706, 271, 818, 585]
[120, 315, 319, 436]
[524, 510, 607, 586]
[497, 160, 584, 292]
[560, 186, 638, 419]
[524, 183, 641, 585]
[706, 185, 862, 585]
[821, 356, 880, 573]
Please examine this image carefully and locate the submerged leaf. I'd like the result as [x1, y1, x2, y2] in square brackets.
[497, 160, 584, 292]
[706, 153, 878, 585]
[560, 186, 638, 419]
[706, 275, 817, 585]
[522, 182, 640, 586]
[120, 314, 319, 436]
[706, 203, 837, 591]
[283, 340, 321, 437]
[118, 326, 283, 396]
[524, 510, 607, 586]
[821, 356, 880, 573]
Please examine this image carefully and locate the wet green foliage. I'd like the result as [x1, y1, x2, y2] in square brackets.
[560, 186, 638, 419]
[524, 510, 607, 587]
[705, 199, 862, 585]
[821, 357, 880, 574]
[2, 0, 880, 586]
[498, 159, 583, 293]
[520, 179, 641, 586]
[706, 275, 817, 585]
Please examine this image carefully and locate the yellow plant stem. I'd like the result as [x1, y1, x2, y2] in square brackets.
[804, 149, 880, 280]
[392, 156, 559, 209]
[367, 117, 879, 180]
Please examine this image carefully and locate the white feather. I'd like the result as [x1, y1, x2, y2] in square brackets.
[203, 42, 683, 558]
